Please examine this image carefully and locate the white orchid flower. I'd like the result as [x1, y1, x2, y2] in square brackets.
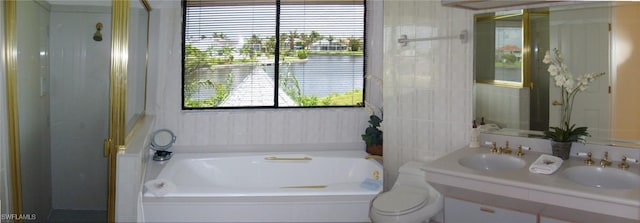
[554, 75, 566, 87]
[364, 102, 375, 116]
[543, 51, 552, 64]
[547, 65, 559, 76]
[564, 79, 575, 93]
[579, 85, 587, 92]
[544, 48, 606, 134]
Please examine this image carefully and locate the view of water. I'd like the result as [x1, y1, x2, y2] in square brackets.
[191, 54, 364, 100]
[495, 67, 521, 82]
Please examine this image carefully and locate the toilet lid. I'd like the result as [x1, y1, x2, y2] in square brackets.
[373, 186, 428, 215]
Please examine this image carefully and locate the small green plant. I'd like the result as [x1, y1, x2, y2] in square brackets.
[501, 53, 517, 63]
[543, 122, 589, 143]
[361, 115, 382, 146]
[297, 50, 308, 59]
[348, 38, 361, 51]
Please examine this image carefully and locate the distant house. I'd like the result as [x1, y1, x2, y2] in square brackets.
[187, 36, 239, 56]
[310, 39, 347, 51]
[496, 45, 522, 62]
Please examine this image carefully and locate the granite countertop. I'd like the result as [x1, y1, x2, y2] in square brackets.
[422, 146, 640, 220]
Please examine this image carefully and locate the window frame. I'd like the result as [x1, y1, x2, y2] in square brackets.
[181, 0, 368, 110]
[474, 10, 529, 89]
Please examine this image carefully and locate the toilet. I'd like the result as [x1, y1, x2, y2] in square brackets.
[370, 161, 443, 223]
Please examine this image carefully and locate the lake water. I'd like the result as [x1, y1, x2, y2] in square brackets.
[190, 54, 364, 100]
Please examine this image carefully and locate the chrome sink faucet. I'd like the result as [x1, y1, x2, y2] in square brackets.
[600, 152, 612, 167]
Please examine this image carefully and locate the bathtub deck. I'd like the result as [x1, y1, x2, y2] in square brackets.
[142, 150, 381, 222]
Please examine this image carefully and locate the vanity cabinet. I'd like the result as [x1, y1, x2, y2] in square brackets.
[444, 197, 537, 223]
[539, 216, 572, 223]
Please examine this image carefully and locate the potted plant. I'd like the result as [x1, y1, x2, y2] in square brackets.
[362, 113, 383, 156]
[542, 48, 605, 159]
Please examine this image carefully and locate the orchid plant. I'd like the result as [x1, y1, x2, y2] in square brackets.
[542, 48, 606, 142]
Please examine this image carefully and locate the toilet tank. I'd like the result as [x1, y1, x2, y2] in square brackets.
[395, 161, 431, 188]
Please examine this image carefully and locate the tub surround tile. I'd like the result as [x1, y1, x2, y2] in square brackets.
[147, 1, 378, 148]
[116, 115, 156, 222]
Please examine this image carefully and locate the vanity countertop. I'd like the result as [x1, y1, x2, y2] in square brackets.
[422, 146, 640, 220]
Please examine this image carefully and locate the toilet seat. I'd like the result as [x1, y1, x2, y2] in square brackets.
[372, 186, 428, 215]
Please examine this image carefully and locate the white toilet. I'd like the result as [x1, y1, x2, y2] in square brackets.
[370, 161, 443, 223]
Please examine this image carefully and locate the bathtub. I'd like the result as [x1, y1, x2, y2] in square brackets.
[142, 150, 383, 222]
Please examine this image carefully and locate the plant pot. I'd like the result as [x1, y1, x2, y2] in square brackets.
[551, 141, 572, 160]
[366, 144, 383, 156]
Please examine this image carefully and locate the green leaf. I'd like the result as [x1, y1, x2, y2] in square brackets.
[543, 122, 590, 142]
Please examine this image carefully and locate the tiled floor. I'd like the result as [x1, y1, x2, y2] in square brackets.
[48, 210, 106, 223]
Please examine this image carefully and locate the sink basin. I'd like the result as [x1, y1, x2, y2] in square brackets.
[458, 153, 526, 172]
[562, 166, 640, 189]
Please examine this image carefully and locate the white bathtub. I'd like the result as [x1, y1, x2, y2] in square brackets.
[142, 150, 383, 222]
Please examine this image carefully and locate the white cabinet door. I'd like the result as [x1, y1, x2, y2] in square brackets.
[444, 197, 537, 223]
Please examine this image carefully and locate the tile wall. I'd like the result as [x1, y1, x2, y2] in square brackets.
[146, 1, 379, 148]
[146, 0, 473, 189]
[50, 6, 111, 210]
[382, 1, 474, 188]
[475, 83, 530, 129]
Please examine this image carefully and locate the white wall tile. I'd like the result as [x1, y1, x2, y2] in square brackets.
[50, 7, 110, 210]
[147, 2, 378, 149]
[383, 0, 474, 187]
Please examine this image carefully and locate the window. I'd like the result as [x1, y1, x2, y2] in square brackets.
[182, 0, 366, 109]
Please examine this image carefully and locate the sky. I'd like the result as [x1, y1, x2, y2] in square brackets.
[496, 27, 522, 49]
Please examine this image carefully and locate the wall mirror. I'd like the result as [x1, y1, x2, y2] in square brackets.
[473, 2, 640, 148]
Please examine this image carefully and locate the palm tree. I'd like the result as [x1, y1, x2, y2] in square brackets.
[240, 44, 256, 61]
[248, 34, 261, 44]
[265, 36, 276, 56]
[299, 33, 312, 50]
[288, 30, 299, 51]
[213, 32, 226, 39]
[310, 31, 322, 44]
[220, 45, 235, 63]
[279, 33, 289, 49]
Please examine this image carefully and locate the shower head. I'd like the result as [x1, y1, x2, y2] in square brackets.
[93, 22, 103, 42]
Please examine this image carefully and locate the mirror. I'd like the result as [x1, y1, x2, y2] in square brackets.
[150, 129, 176, 161]
[150, 129, 177, 151]
[126, 0, 150, 134]
[473, 2, 640, 147]
[475, 10, 526, 85]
